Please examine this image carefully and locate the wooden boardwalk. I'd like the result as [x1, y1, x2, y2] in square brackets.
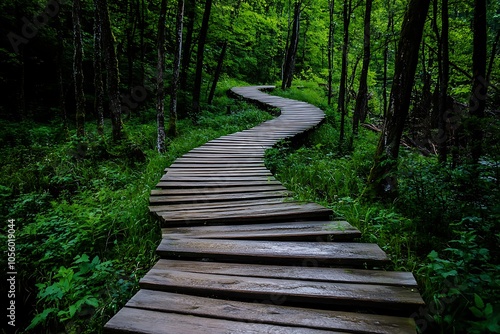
[105, 86, 424, 333]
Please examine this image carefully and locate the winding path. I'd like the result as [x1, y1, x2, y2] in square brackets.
[105, 86, 424, 333]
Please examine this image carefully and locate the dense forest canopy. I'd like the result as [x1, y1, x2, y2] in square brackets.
[0, 0, 499, 333]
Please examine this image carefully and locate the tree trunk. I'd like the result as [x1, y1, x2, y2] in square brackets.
[192, 0, 213, 118]
[56, 16, 67, 132]
[353, 0, 372, 135]
[437, 0, 450, 163]
[156, 0, 168, 152]
[487, 29, 499, 82]
[73, 0, 85, 138]
[282, 1, 301, 90]
[327, 0, 335, 106]
[469, 0, 487, 164]
[93, 0, 105, 136]
[98, 0, 122, 141]
[180, 0, 196, 92]
[168, 0, 184, 138]
[208, 41, 228, 105]
[338, 0, 351, 144]
[364, 0, 430, 200]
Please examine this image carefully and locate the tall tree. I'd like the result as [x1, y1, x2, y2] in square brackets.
[364, 0, 431, 199]
[192, 0, 213, 118]
[156, 0, 168, 152]
[73, 0, 85, 138]
[168, 0, 185, 138]
[327, 0, 335, 106]
[282, 0, 301, 90]
[97, 0, 122, 141]
[208, 0, 243, 105]
[353, 0, 373, 135]
[93, 0, 105, 136]
[437, 0, 450, 163]
[338, 0, 352, 144]
[468, 0, 487, 164]
[180, 0, 196, 92]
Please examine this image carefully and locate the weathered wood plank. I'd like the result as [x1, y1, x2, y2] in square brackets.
[150, 198, 292, 213]
[155, 180, 283, 188]
[124, 289, 418, 334]
[105, 306, 337, 334]
[156, 238, 389, 266]
[150, 185, 287, 196]
[139, 269, 424, 311]
[156, 203, 333, 225]
[151, 260, 418, 287]
[160, 175, 277, 182]
[161, 220, 361, 241]
[150, 190, 291, 205]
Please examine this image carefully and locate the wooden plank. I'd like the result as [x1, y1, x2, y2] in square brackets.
[139, 269, 424, 311]
[150, 198, 292, 213]
[124, 289, 418, 334]
[150, 185, 287, 196]
[161, 220, 361, 241]
[164, 170, 273, 176]
[156, 202, 333, 225]
[105, 306, 337, 334]
[174, 158, 264, 164]
[160, 175, 276, 182]
[155, 180, 283, 189]
[150, 190, 290, 205]
[151, 260, 418, 287]
[168, 163, 266, 168]
[156, 238, 389, 266]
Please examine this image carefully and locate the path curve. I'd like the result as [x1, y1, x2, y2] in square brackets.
[105, 86, 423, 334]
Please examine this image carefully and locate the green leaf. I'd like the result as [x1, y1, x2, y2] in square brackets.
[74, 254, 90, 264]
[484, 303, 493, 317]
[26, 308, 58, 330]
[474, 293, 485, 309]
[85, 297, 99, 308]
[470, 306, 484, 318]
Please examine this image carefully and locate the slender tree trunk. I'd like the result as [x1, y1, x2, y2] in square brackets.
[156, 0, 168, 152]
[73, 0, 85, 138]
[437, 0, 449, 163]
[168, 0, 184, 138]
[56, 17, 67, 132]
[327, 0, 335, 106]
[207, 0, 242, 105]
[192, 0, 213, 118]
[364, 0, 430, 200]
[353, 0, 372, 135]
[469, 0, 487, 164]
[338, 0, 351, 144]
[93, 0, 105, 135]
[98, 0, 122, 141]
[180, 0, 196, 92]
[208, 41, 228, 105]
[282, 1, 301, 90]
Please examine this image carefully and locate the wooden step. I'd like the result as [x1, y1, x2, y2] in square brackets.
[155, 202, 333, 226]
[156, 238, 389, 266]
[139, 268, 423, 312]
[104, 306, 336, 334]
[161, 220, 361, 241]
[150, 190, 291, 205]
[104, 289, 418, 334]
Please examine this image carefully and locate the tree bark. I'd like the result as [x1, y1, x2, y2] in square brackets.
[208, 41, 228, 105]
[364, 0, 430, 200]
[168, 0, 184, 138]
[338, 0, 352, 144]
[282, 1, 301, 90]
[353, 0, 372, 135]
[327, 0, 335, 106]
[93, 0, 105, 136]
[192, 0, 213, 118]
[469, 0, 487, 164]
[156, 0, 168, 152]
[73, 0, 85, 138]
[437, 0, 450, 163]
[180, 0, 196, 92]
[98, 0, 122, 141]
